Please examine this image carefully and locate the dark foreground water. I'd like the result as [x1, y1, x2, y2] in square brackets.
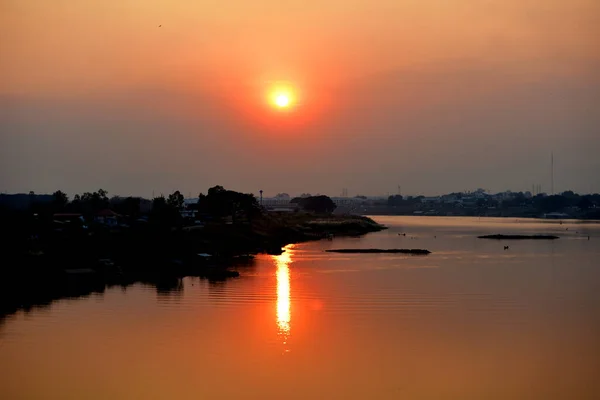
[1, 216, 599, 400]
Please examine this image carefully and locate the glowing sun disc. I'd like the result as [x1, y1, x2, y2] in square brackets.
[268, 82, 296, 110]
[275, 94, 290, 108]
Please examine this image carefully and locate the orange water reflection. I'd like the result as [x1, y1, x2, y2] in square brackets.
[273, 245, 294, 345]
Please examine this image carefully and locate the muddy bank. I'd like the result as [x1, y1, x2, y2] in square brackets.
[326, 248, 431, 255]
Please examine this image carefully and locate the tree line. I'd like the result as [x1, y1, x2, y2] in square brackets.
[3, 186, 339, 225]
[387, 191, 600, 214]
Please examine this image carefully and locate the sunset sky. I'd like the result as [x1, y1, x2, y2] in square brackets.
[1, 0, 599, 197]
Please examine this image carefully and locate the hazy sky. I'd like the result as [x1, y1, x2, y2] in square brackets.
[1, 0, 599, 198]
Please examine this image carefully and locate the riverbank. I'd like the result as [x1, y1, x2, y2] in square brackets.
[327, 248, 430, 254]
[0, 213, 385, 318]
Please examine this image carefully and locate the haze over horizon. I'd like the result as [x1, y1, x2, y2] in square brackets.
[2, 0, 599, 198]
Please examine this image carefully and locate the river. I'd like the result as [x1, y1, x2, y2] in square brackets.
[1, 216, 599, 400]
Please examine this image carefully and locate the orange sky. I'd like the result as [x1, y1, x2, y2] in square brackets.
[1, 0, 599, 196]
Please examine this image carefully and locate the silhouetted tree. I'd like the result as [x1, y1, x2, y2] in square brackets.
[299, 195, 337, 214]
[167, 191, 185, 210]
[66, 194, 82, 213]
[52, 190, 69, 211]
[197, 186, 261, 221]
[74, 189, 110, 213]
[152, 195, 167, 211]
[189, 193, 206, 213]
[208, 185, 226, 196]
[113, 197, 141, 216]
[28, 191, 36, 209]
[150, 195, 181, 227]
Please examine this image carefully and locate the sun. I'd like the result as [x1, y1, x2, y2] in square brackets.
[275, 94, 290, 108]
[268, 83, 296, 110]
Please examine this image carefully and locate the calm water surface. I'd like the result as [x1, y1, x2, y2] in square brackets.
[1, 216, 599, 400]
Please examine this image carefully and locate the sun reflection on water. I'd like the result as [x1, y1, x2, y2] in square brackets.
[274, 245, 293, 345]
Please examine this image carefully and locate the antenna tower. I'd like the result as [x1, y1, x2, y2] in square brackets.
[551, 152, 554, 195]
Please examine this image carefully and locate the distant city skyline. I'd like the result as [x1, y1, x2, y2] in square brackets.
[3, 183, 598, 201]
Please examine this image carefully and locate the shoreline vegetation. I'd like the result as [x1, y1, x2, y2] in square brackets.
[1, 187, 386, 319]
[367, 190, 600, 220]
